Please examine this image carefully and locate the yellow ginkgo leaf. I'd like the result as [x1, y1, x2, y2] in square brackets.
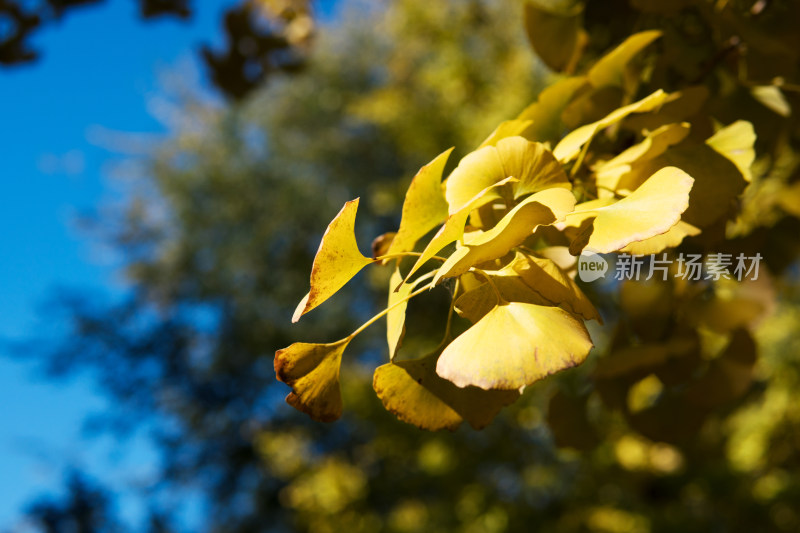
[620, 220, 700, 255]
[293, 199, 374, 322]
[274, 339, 350, 422]
[454, 274, 549, 324]
[706, 121, 756, 183]
[624, 85, 709, 132]
[750, 85, 791, 117]
[445, 137, 569, 215]
[645, 142, 747, 228]
[553, 89, 668, 163]
[478, 119, 534, 149]
[434, 188, 576, 281]
[437, 301, 593, 390]
[511, 253, 601, 322]
[567, 166, 694, 254]
[402, 177, 517, 284]
[373, 354, 520, 431]
[517, 76, 588, 143]
[386, 267, 416, 360]
[587, 30, 662, 90]
[595, 122, 691, 195]
[386, 148, 453, 256]
[523, 1, 586, 73]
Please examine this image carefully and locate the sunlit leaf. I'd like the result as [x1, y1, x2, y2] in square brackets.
[445, 137, 569, 214]
[652, 143, 747, 228]
[478, 119, 534, 148]
[706, 121, 756, 183]
[437, 301, 593, 390]
[403, 177, 517, 284]
[595, 122, 691, 195]
[385, 267, 433, 360]
[567, 166, 694, 254]
[434, 188, 576, 281]
[512, 253, 601, 322]
[517, 76, 588, 143]
[587, 30, 661, 91]
[619, 220, 700, 255]
[373, 354, 519, 431]
[523, 1, 586, 73]
[623, 86, 708, 132]
[274, 339, 350, 422]
[386, 148, 454, 256]
[751, 85, 791, 117]
[454, 273, 549, 324]
[293, 199, 374, 322]
[553, 90, 668, 162]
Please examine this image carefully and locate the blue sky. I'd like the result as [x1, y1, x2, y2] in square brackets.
[0, 0, 240, 528]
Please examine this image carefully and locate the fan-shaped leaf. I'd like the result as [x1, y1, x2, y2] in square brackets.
[523, 1, 586, 73]
[512, 254, 601, 322]
[588, 30, 662, 90]
[435, 188, 576, 281]
[293, 199, 374, 322]
[373, 354, 520, 431]
[553, 90, 668, 163]
[517, 76, 588, 143]
[478, 120, 534, 149]
[706, 121, 756, 183]
[437, 301, 593, 390]
[567, 166, 694, 254]
[445, 137, 569, 215]
[595, 122, 691, 195]
[620, 220, 699, 255]
[403, 177, 517, 284]
[387, 148, 454, 256]
[274, 339, 350, 422]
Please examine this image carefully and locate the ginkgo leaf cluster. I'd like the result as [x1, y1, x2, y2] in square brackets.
[276, 30, 756, 430]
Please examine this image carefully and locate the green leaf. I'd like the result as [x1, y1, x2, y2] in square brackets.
[566, 166, 694, 254]
[274, 339, 350, 422]
[386, 148, 454, 256]
[434, 188, 576, 281]
[436, 301, 593, 390]
[293, 199, 374, 322]
[553, 90, 668, 163]
[587, 30, 662, 91]
[373, 354, 520, 431]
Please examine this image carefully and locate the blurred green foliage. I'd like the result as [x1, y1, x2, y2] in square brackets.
[22, 0, 800, 532]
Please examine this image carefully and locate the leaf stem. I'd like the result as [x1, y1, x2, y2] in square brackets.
[347, 277, 434, 340]
[470, 268, 506, 305]
[434, 278, 459, 351]
[375, 251, 448, 262]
